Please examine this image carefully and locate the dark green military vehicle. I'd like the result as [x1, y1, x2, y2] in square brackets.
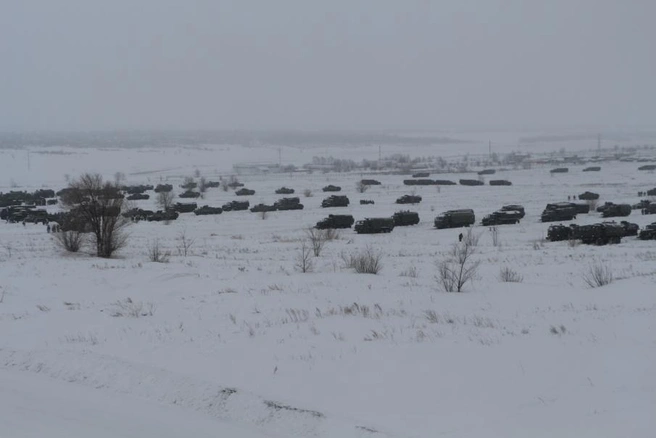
[393, 211, 420, 226]
[274, 197, 304, 211]
[194, 205, 223, 215]
[481, 210, 522, 226]
[321, 195, 350, 208]
[396, 195, 422, 204]
[315, 214, 355, 229]
[434, 209, 475, 229]
[601, 203, 631, 218]
[222, 200, 250, 211]
[572, 222, 624, 245]
[638, 223, 656, 240]
[354, 217, 395, 234]
[541, 203, 577, 222]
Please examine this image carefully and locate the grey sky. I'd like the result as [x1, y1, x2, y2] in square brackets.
[1, 0, 654, 131]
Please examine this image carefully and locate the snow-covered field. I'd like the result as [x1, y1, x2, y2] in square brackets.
[1, 142, 655, 437]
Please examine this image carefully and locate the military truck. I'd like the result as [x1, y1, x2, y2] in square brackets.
[434, 209, 475, 229]
[547, 224, 574, 241]
[578, 191, 599, 201]
[638, 223, 656, 240]
[154, 184, 173, 193]
[489, 180, 512, 186]
[633, 200, 650, 210]
[24, 209, 49, 224]
[315, 214, 355, 229]
[550, 167, 569, 173]
[501, 205, 526, 218]
[274, 197, 304, 211]
[321, 195, 350, 208]
[481, 210, 522, 226]
[459, 179, 484, 186]
[360, 179, 381, 186]
[179, 190, 200, 199]
[222, 200, 249, 211]
[572, 222, 624, 245]
[396, 195, 422, 204]
[250, 204, 277, 213]
[392, 211, 420, 226]
[360, 199, 375, 205]
[583, 166, 601, 172]
[180, 181, 197, 189]
[572, 203, 590, 214]
[173, 202, 197, 213]
[648, 188, 656, 196]
[235, 188, 255, 196]
[354, 217, 395, 234]
[3, 206, 37, 223]
[126, 193, 150, 201]
[194, 205, 223, 215]
[541, 203, 577, 222]
[620, 221, 639, 236]
[601, 203, 631, 218]
[322, 185, 342, 192]
[275, 187, 295, 194]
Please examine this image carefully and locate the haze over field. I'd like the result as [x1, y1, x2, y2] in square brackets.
[2, 1, 655, 132]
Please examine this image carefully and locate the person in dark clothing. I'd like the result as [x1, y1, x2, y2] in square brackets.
[46, 225, 50, 233]
[458, 233, 463, 242]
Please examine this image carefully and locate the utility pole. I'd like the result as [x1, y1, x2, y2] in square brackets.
[488, 140, 492, 159]
[378, 145, 381, 170]
[597, 133, 601, 153]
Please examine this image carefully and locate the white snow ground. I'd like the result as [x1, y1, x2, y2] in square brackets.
[1, 140, 655, 437]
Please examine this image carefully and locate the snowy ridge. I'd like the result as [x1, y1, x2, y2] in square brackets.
[0, 347, 394, 438]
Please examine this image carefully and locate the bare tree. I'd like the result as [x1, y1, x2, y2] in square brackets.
[341, 246, 383, 274]
[114, 171, 126, 186]
[305, 227, 326, 256]
[148, 239, 170, 263]
[295, 240, 314, 273]
[53, 230, 85, 253]
[499, 266, 523, 283]
[59, 173, 129, 258]
[582, 260, 613, 288]
[177, 229, 195, 257]
[156, 191, 175, 211]
[436, 238, 480, 292]
[198, 176, 207, 198]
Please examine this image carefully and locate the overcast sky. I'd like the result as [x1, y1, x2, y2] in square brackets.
[1, 0, 654, 131]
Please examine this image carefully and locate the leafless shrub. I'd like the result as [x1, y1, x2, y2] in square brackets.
[341, 246, 383, 274]
[550, 324, 567, 335]
[109, 297, 155, 318]
[303, 189, 313, 197]
[36, 304, 50, 312]
[436, 239, 480, 292]
[568, 238, 580, 248]
[355, 180, 369, 193]
[53, 230, 85, 253]
[198, 176, 207, 197]
[148, 239, 170, 263]
[499, 266, 523, 283]
[177, 229, 195, 257]
[156, 190, 175, 211]
[295, 240, 314, 273]
[586, 199, 598, 212]
[582, 260, 614, 288]
[424, 310, 440, 323]
[305, 227, 327, 256]
[462, 227, 481, 247]
[400, 266, 418, 278]
[0, 287, 5, 303]
[321, 228, 340, 241]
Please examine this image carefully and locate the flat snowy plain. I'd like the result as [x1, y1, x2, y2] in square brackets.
[0, 140, 655, 437]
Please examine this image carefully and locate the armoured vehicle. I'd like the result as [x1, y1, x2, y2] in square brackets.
[478, 169, 496, 175]
[147, 210, 179, 222]
[392, 211, 420, 226]
[227, 181, 244, 188]
[434, 180, 457, 185]
[321, 195, 349, 208]
[638, 165, 656, 171]
[583, 166, 601, 172]
[459, 179, 484, 186]
[154, 184, 173, 193]
[275, 187, 295, 195]
[404, 179, 436, 186]
[274, 197, 304, 211]
[23, 210, 49, 224]
[620, 221, 639, 236]
[578, 191, 599, 201]
[360, 179, 381, 186]
[123, 185, 153, 195]
[2, 206, 37, 223]
[179, 190, 200, 199]
[396, 195, 422, 204]
[322, 185, 342, 192]
[122, 208, 155, 221]
[601, 203, 631, 218]
[481, 210, 522, 226]
[203, 181, 221, 188]
[541, 203, 577, 222]
[315, 214, 355, 229]
[501, 205, 525, 218]
[648, 188, 656, 196]
[550, 168, 569, 173]
[126, 193, 150, 201]
[596, 202, 614, 213]
[547, 224, 574, 242]
[222, 200, 249, 211]
[489, 180, 512, 186]
[194, 205, 223, 215]
[173, 202, 197, 213]
[638, 223, 656, 240]
[572, 222, 624, 245]
[434, 209, 475, 229]
[180, 181, 198, 189]
[235, 188, 255, 196]
[250, 204, 277, 213]
[642, 204, 656, 215]
[412, 172, 429, 178]
[360, 199, 375, 205]
[354, 217, 395, 234]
